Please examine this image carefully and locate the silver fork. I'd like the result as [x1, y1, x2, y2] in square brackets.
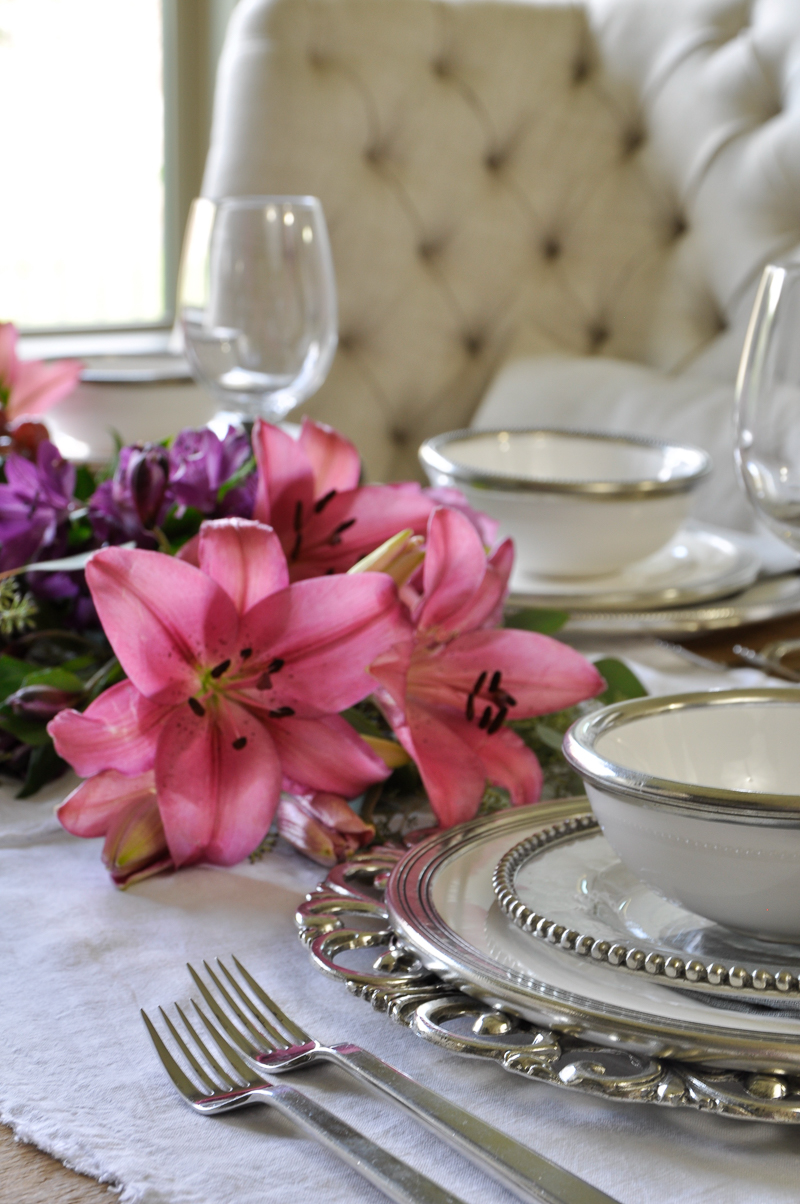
[187, 958, 619, 1204]
[142, 1001, 468, 1204]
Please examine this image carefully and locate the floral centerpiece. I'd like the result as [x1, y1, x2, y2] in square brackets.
[0, 324, 644, 886]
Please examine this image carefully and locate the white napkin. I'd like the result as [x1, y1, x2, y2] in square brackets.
[1, 645, 799, 1204]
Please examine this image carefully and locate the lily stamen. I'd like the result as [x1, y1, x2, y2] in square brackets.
[293, 500, 303, 532]
[210, 659, 231, 679]
[487, 706, 507, 735]
[478, 705, 492, 730]
[314, 489, 337, 513]
[188, 697, 205, 717]
[232, 736, 247, 750]
[489, 670, 502, 694]
[268, 706, 295, 718]
[267, 658, 284, 673]
[465, 693, 475, 721]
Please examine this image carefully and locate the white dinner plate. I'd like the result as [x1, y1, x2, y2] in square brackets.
[385, 799, 800, 1071]
[508, 525, 759, 611]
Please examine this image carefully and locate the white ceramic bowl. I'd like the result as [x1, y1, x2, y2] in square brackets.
[563, 689, 800, 941]
[418, 428, 711, 578]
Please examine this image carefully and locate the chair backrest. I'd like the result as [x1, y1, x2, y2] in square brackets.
[204, 0, 800, 480]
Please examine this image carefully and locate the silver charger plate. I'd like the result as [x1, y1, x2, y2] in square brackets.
[493, 812, 800, 1001]
[508, 526, 759, 612]
[296, 805, 800, 1122]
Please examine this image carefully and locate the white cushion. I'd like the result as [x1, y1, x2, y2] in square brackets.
[472, 354, 752, 530]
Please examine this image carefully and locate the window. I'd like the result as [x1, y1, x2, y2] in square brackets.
[0, 0, 237, 339]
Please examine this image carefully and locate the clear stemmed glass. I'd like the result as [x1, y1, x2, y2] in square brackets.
[735, 262, 800, 554]
[177, 195, 338, 425]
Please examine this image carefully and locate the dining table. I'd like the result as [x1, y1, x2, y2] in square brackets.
[4, 611, 800, 1204]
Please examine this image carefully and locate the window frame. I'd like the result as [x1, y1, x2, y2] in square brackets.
[19, 0, 238, 355]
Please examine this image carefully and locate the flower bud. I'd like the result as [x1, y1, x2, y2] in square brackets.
[125, 444, 170, 529]
[102, 793, 172, 888]
[348, 529, 425, 588]
[277, 791, 375, 866]
[7, 683, 83, 721]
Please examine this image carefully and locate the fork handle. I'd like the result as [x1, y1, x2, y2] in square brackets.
[327, 1045, 618, 1204]
[253, 1081, 467, 1204]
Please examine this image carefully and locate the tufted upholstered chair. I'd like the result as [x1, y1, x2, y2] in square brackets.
[202, 0, 800, 527]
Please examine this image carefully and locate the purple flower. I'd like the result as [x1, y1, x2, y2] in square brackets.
[88, 444, 169, 548]
[0, 440, 75, 571]
[169, 427, 254, 517]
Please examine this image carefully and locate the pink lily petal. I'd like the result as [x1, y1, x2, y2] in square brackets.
[239, 572, 409, 716]
[409, 628, 604, 717]
[289, 483, 436, 579]
[298, 416, 361, 495]
[268, 713, 389, 795]
[415, 508, 489, 636]
[198, 518, 288, 614]
[8, 358, 82, 420]
[175, 533, 200, 565]
[252, 419, 314, 531]
[277, 790, 374, 866]
[86, 547, 239, 703]
[155, 698, 282, 866]
[471, 725, 543, 807]
[48, 680, 171, 776]
[402, 699, 491, 827]
[416, 510, 514, 638]
[0, 322, 18, 381]
[423, 485, 499, 548]
[441, 536, 514, 635]
[57, 768, 156, 837]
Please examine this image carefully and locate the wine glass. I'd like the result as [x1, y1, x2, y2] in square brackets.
[735, 262, 800, 554]
[177, 195, 338, 425]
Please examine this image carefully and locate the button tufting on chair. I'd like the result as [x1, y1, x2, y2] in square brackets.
[203, 0, 800, 484]
[540, 234, 563, 261]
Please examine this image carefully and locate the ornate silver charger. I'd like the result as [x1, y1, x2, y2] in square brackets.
[297, 798, 800, 1123]
[493, 813, 800, 1001]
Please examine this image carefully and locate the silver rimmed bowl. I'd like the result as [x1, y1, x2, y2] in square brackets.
[563, 688, 800, 941]
[418, 427, 711, 578]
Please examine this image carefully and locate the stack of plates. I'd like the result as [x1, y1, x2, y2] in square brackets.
[507, 523, 800, 635]
[385, 800, 800, 1074]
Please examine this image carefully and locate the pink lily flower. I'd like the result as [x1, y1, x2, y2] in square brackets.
[58, 769, 173, 888]
[49, 517, 407, 868]
[277, 790, 375, 866]
[0, 322, 82, 422]
[253, 417, 438, 580]
[369, 508, 605, 828]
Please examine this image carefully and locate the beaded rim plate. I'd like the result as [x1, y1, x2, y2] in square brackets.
[296, 805, 800, 1122]
[493, 815, 800, 1000]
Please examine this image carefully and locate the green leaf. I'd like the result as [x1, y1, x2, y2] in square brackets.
[73, 464, 97, 501]
[593, 657, 647, 705]
[340, 705, 387, 739]
[67, 515, 94, 549]
[20, 666, 85, 693]
[217, 455, 256, 502]
[533, 722, 568, 752]
[0, 712, 51, 746]
[161, 505, 204, 550]
[0, 655, 32, 701]
[16, 741, 68, 798]
[504, 607, 569, 634]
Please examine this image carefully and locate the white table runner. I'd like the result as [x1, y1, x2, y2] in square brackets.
[1, 644, 799, 1204]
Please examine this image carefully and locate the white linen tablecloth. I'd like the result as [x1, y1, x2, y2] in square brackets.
[2, 643, 800, 1204]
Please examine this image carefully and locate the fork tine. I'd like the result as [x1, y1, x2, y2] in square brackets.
[191, 999, 264, 1086]
[170, 1004, 239, 1093]
[202, 959, 283, 1048]
[186, 962, 258, 1055]
[230, 955, 312, 1044]
[141, 1008, 209, 1102]
[215, 959, 291, 1047]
